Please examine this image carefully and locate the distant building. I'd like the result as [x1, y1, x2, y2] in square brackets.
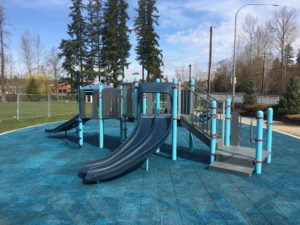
[51, 82, 71, 94]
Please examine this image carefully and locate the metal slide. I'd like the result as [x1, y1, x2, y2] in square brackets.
[79, 115, 172, 182]
[45, 115, 90, 134]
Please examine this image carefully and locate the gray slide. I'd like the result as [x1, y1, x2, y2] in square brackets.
[79, 115, 172, 182]
[78, 115, 156, 178]
[45, 115, 90, 134]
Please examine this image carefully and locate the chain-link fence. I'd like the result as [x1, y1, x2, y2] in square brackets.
[211, 93, 280, 105]
[0, 94, 78, 121]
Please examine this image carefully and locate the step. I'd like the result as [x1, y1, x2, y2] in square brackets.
[209, 161, 254, 177]
[215, 145, 269, 168]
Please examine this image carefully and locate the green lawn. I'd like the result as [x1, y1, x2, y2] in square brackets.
[0, 115, 77, 134]
[0, 100, 84, 134]
[0, 101, 78, 120]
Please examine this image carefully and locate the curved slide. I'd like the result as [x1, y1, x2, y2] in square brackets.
[45, 115, 90, 134]
[79, 115, 172, 182]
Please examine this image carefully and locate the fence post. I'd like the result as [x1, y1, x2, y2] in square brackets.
[48, 94, 51, 118]
[156, 78, 161, 153]
[210, 100, 217, 163]
[225, 99, 231, 146]
[266, 108, 273, 163]
[99, 85, 104, 148]
[255, 110, 264, 174]
[16, 93, 20, 120]
[189, 78, 195, 151]
[172, 77, 178, 161]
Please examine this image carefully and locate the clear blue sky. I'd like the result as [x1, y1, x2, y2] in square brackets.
[2, 0, 300, 79]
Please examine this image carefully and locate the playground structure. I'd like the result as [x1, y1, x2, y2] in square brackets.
[46, 73, 274, 182]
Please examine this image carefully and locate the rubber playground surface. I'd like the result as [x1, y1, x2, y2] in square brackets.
[0, 119, 299, 225]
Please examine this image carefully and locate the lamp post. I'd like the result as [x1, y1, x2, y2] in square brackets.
[232, 3, 279, 109]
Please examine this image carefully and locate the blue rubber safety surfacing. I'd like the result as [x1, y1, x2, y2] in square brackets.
[0, 119, 299, 225]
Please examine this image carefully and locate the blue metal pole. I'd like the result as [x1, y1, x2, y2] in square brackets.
[143, 93, 147, 114]
[120, 82, 124, 143]
[255, 110, 264, 174]
[156, 78, 161, 153]
[266, 108, 273, 163]
[210, 100, 217, 163]
[189, 78, 195, 151]
[76, 71, 83, 147]
[225, 99, 231, 146]
[99, 85, 104, 148]
[134, 77, 139, 125]
[78, 86, 83, 146]
[142, 87, 148, 170]
[172, 77, 178, 161]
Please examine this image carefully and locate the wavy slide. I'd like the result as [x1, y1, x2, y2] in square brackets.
[78, 115, 172, 182]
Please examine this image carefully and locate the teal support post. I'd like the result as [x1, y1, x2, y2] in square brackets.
[156, 78, 161, 153]
[134, 77, 139, 124]
[225, 99, 231, 146]
[210, 100, 217, 163]
[142, 90, 148, 170]
[99, 85, 104, 148]
[189, 79, 195, 151]
[172, 77, 178, 161]
[78, 86, 83, 146]
[255, 111, 264, 174]
[266, 108, 273, 163]
[120, 82, 124, 143]
[143, 93, 147, 114]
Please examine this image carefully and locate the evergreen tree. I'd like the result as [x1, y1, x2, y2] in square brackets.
[135, 0, 163, 81]
[278, 77, 300, 115]
[85, 0, 102, 82]
[243, 79, 258, 105]
[59, 0, 86, 85]
[26, 76, 39, 94]
[296, 49, 300, 67]
[284, 44, 294, 66]
[117, 0, 131, 78]
[102, 0, 131, 84]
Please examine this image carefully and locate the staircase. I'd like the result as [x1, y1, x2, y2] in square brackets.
[209, 145, 270, 176]
[179, 83, 269, 177]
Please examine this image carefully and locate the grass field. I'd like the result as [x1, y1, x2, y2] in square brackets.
[0, 100, 83, 134]
[0, 101, 78, 120]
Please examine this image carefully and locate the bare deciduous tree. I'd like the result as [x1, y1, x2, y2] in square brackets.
[20, 31, 44, 76]
[268, 7, 298, 91]
[21, 31, 35, 76]
[0, 4, 8, 100]
[242, 14, 258, 76]
[47, 47, 61, 95]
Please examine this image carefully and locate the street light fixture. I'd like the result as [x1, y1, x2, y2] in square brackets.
[231, 3, 279, 109]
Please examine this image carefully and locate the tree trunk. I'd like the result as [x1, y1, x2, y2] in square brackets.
[0, 23, 5, 101]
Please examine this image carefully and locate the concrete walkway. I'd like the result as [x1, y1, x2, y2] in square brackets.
[241, 117, 300, 138]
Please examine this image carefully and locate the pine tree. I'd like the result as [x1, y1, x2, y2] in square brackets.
[117, 0, 131, 79]
[59, 0, 86, 86]
[243, 79, 258, 105]
[296, 49, 300, 67]
[102, 0, 119, 83]
[26, 76, 39, 94]
[102, 0, 131, 84]
[135, 0, 163, 81]
[85, 0, 102, 82]
[278, 77, 300, 115]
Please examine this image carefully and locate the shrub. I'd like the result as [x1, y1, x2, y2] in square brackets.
[243, 79, 258, 106]
[277, 77, 300, 115]
[240, 103, 266, 117]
